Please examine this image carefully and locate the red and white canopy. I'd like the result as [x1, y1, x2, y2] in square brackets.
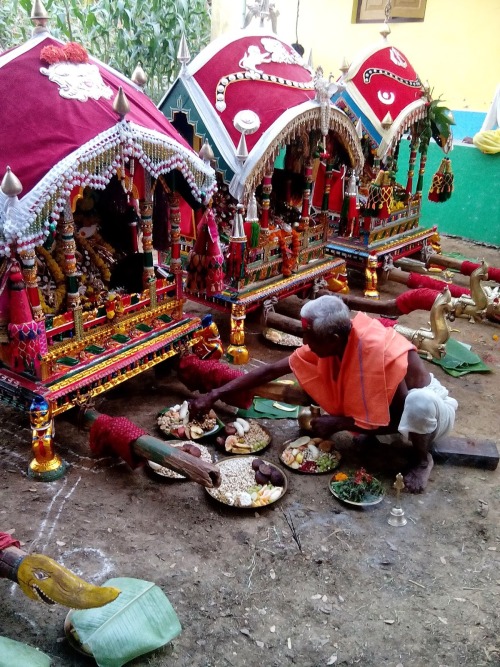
[164, 29, 363, 202]
[332, 42, 428, 157]
[0, 32, 216, 257]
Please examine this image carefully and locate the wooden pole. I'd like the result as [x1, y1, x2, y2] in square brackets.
[83, 410, 221, 488]
[253, 381, 310, 406]
[265, 311, 303, 337]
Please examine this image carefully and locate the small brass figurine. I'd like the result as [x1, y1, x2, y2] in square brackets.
[29, 396, 67, 481]
[364, 255, 379, 299]
[394, 287, 452, 360]
[388, 472, 407, 526]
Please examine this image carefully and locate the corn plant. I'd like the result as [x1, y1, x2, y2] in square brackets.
[1, 0, 211, 102]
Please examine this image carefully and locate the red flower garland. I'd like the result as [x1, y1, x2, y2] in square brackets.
[40, 42, 89, 65]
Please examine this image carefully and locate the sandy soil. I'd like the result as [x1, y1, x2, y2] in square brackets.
[1, 235, 499, 667]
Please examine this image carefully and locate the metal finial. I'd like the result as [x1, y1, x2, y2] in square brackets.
[380, 23, 391, 40]
[113, 87, 130, 120]
[177, 33, 191, 70]
[31, 0, 49, 34]
[199, 139, 215, 164]
[236, 134, 249, 163]
[381, 112, 393, 130]
[339, 56, 350, 76]
[131, 63, 147, 88]
[355, 118, 363, 139]
[1, 166, 23, 197]
[244, 1, 279, 33]
[381, 0, 392, 39]
[31, 0, 48, 19]
[231, 204, 246, 239]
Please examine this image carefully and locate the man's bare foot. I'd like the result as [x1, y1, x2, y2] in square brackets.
[404, 453, 434, 493]
[352, 434, 381, 447]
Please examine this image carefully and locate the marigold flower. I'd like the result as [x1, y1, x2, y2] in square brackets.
[333, 472, 348, 482]
[40, 45, 65, 65]
[63, 42, 89, 64]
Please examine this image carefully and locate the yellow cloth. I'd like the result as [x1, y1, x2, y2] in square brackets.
[472, 129, 500, 154]
[289, 312, 415, 430]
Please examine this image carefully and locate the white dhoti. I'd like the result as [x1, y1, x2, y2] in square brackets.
[398, 374, 458, 443]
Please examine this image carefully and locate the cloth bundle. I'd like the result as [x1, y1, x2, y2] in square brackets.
[177, 355, 253, 409]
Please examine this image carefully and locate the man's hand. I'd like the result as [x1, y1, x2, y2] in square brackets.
[310, 415, 355, 439]
[188, 392, 217, 419]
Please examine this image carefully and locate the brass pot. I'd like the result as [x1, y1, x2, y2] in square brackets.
[297, 404, 321, 433]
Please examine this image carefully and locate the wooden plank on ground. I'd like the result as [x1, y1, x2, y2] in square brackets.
[432, 436, 499, 470]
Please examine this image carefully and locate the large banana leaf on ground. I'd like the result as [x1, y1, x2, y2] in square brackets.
[0, 636, 51, 667]
[66, 578, 181, 667]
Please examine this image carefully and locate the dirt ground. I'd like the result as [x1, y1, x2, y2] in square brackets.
[1, 235, 500, 667]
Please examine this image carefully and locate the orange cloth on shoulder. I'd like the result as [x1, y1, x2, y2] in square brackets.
[289, 312, 415, 430]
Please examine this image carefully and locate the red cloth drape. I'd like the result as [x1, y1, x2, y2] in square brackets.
[89, 415, 147, 469]
[378, 317, 397, 328]
[0, 532, 20, 550]
[407, 273, 470, 298]
[396, 288, 442, 314]
[178, 355, 253, 409]
[461, 261, 500, 283]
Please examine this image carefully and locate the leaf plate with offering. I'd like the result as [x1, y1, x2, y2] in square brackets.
[215, 418, 272, 455]
[147, 442, 213, 480]
[329, 468, 384, 506]
[157, 400, 222, 440]
[205, 456, 287, 508]
[280, 436, 341, 474]
[263, 327, 303, 348]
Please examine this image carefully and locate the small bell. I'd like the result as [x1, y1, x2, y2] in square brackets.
[388, 473, 407, 526]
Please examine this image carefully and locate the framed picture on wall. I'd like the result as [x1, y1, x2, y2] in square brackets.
[355, 0, 427, 23]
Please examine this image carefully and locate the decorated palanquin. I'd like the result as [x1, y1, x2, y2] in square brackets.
[0, 13, 216, 475]
[327, 38, 454, 292]
[158, 29, 364, 362]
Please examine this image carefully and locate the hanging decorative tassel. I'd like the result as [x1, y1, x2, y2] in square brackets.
[379, 171, 393, 219]
[186, 207, 224, 294]
[365, 170, 385, 216]
[428, 158, 446, 202]
[439, 158, 454, 202]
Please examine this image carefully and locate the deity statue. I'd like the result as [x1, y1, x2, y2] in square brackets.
[29, 396, 66, 480]
[364, 255, 380, 299]
[191, 314, 224, 360]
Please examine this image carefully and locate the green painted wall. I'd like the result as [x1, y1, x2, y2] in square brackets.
[397, 141, 500, 246]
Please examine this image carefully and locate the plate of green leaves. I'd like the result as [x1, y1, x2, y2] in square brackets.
[329, 468, 384, 506]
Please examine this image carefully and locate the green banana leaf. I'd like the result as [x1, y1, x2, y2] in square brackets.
[432, 338, 491, 376]
[238, 398, 300, 419]
[0, 636, 51, 667]
[67, 578, 181, 667]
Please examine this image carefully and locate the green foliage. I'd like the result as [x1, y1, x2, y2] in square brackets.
[0, 0, 211, 102]
[418, 98, 456, 154]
